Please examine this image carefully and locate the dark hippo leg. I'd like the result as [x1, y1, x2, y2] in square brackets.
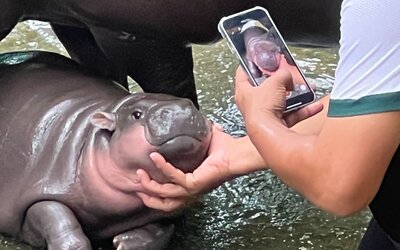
[0, 0, 22, 41]
[125, 40, 198, 108]
[113, 223, 175, 250]
[52, 24, 198, 107]
[21, 201, 91, 250]
[51, 24, 129, 88]
[85, 27, 199, 108]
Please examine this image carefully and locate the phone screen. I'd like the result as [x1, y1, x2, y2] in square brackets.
[219, 7, 315, 111]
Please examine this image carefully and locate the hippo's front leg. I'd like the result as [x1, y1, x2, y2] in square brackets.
[51, 24, 129, 89]
[126, 42, 199, 109]
[113, 223, 174, 250]
[21, 201, 91, 250]
[0, 0, 21, 41]
[88, 26, 199, 108]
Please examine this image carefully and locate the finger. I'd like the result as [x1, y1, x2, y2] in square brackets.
[137, 169, 189, 198]
[212, 123, 224, 132]
[285, 101, 324, 127]
[149, 153, 189, 185]
[235, 67, 256, 105]
[264, 69, 294, 91]
[235, 66, 250, 82]
[235, 67, 256, 94]
[310, 82, 317, 91]
[137, 192, 184, 213]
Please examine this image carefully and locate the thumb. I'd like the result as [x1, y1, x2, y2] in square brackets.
[261, 69, 294, 91]
[285, 101, 324, 127]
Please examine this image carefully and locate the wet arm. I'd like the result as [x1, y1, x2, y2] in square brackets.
[246, 110, 400, 216]
[227, 95, 329, 176]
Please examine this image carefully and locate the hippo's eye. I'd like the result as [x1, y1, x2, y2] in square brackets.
[132, 110, 143, 119]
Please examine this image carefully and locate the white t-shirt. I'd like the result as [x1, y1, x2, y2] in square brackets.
[328, 0, 400, 117]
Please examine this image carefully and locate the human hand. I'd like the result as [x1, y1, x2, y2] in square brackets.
[234, 67, 323, 127]
[136, 125, 236, 212]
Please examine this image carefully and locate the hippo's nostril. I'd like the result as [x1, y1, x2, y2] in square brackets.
[189, 114, 196, 126]
[145, 102, 210, 146]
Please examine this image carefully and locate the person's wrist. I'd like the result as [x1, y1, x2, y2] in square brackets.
[227, 135, 269, 176]
[244, 109, 280, 131]
[245, 110, 288, 167]
[221, 135, 241, 180]
[241, 105, 271, 122]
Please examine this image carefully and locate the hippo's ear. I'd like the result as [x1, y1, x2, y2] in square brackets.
[90, 112, 116, 131]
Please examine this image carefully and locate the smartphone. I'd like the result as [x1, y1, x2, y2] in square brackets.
[218, 6, 316, 112]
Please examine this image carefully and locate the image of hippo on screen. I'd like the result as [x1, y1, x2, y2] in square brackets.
[0, 51, 212, 249]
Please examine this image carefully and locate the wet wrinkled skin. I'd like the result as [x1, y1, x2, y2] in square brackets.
[0, 0, 342, 107]
[0, 51, 211, 249]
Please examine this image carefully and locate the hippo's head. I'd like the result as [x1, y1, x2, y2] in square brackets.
[90, 93, 212, 183]
[247, 37, 282, 72]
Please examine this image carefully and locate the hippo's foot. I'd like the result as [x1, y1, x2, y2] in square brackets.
[113, 223, 174, 250]
[46, 232, 91, 250]
[21, 201, 92, 250]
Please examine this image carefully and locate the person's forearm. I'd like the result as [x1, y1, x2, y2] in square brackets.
[247, 116, 317, 183]
[228, 135, 268, 176]
[245, 111, 399, 216]
[245, 116, 341, 212]
[226, 95, 329, 178]
[245, 114, 359, 216]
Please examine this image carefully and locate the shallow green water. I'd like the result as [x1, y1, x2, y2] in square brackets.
[0, 21, 371, 250]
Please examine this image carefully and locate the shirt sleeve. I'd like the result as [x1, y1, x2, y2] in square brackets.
[328, 0, 400, 117]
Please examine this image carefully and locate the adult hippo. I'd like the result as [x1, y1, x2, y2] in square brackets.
[0, 51, 212, 249]
[0, 0, 342, 107]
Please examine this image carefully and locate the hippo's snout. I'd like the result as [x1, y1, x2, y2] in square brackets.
[248, 37, 281, 72]
[144, 98, 212, 173]
[145, 100, 210, 146]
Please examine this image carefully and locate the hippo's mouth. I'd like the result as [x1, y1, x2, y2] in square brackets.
[144, 120, 212, 173]
[144, 109, 212, 147]
[156, 132, 212, 173]
[158, 134, 204, 154]
[141, 101, 212, 172]
[145, 120, 212, 151]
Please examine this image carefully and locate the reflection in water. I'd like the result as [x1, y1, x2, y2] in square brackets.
[0, 21, 67, 55]
[0, 21, 370, 250]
